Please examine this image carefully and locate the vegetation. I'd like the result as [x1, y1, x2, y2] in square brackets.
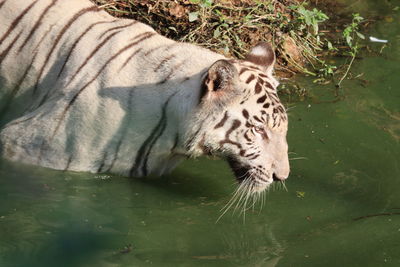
[337, 13, 365, 88]
[92, 0, 366, 86]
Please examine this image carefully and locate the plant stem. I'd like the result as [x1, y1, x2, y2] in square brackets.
[336, 51, 356, 88]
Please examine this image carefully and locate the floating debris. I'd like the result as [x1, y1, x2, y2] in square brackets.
[369, 36, 388, 43]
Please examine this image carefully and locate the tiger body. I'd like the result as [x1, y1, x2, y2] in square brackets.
[0, 0, 289, 192]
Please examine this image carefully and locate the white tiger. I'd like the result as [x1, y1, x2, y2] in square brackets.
[0, 0, 289, 193]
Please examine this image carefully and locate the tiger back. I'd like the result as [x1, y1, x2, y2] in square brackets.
[0, 0, 289, 193]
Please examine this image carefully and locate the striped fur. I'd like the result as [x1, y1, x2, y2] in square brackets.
[0, 0, 289, 192]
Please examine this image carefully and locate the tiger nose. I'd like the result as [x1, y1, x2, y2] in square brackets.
[272, 162, 290, 181]
[272, 172, 288, 181]
[272, 156, 290, 181]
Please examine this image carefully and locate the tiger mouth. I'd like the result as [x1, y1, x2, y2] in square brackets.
[227, 157, 250, 183]
[227, 157, 276, 192]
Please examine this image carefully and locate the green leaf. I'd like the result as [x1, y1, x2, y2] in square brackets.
[326, 40, 337, 51]
[346, 35, 352, 46]
[189, 12, 199, 22]
[356, 31, 365, 39]
[200, 0, 213, 8]
[296, 191, 306, 198]
[213, 27, 220, 38]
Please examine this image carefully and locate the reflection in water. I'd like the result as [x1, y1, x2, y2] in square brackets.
[218, 224, 285, 266]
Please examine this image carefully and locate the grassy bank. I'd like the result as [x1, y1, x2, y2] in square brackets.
[92, 0, 367, 84]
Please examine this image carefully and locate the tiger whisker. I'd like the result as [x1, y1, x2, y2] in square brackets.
[251, 190, 259, 212]
[219, 184, 243, 213]
[239, 183, 251, 222]
[217, 171, 280, 222]
[216, 177, 250, 223]
[289, 157, 308, 160]
[258, 190, 264, 214]
[281, 180, 288, 192]
[240, 179, 254, 220]
[233, 178, 251, 215]
[285, 105, 297, 112]
[233, 176, 254, 215]
[262, 190, 266, 212]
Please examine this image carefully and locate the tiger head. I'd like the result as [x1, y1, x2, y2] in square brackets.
[185, 43, 289, 193]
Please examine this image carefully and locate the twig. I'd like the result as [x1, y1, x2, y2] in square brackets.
[336, 52, 356, 88]
[353, 212, 400, 221]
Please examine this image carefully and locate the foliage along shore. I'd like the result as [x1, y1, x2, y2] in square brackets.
[92, 0, 367, 85]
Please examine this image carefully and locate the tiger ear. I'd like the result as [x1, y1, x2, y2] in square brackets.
[245, 42, 276, 75]
[203, 59, 238, 95]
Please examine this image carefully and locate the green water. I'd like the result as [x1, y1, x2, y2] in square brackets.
[1, 2, 400, 267]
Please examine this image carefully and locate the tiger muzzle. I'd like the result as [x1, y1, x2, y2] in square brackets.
[227, 157, 251, 183]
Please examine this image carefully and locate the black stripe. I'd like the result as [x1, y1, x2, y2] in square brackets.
[99, 21, 137, 39]
[0, 30, 23, 65]
[226, 120, 241, 137]
[219, 120, 243, 150]
[244, 152, 255, 158]
[253, 115, 263, 123]
[264, 80, 274, 90]
[243, 131, 252, 142]
[144, 43, 176, 57]
[255, 82, 262, 94]
[185, 122, 203, 151]
[17, 0, 59, 53]
[4, 115, 36, 128]
[130, 93, 175, 177]
[144, 46, 161, 56]
[20, 25, 55, 112]
[214, 111, 229, 129]
[115, 32, 158, 71]
[277, 105, 285, 113]
[33, 5, 100, 94]
[49, 32, 156, 141]
[63, 154, 73, 171]
[154, 55, 175, 72]
[239, 67, 250, 75]
[256, 175, 269, 183]
[170, 133, 180, 153]
[0, 1, 6, 10]
[0, 0, 38, 46]
[242, 109, 249, 119]
[66, 30, 121, 86]
[118, 48, 142, 71]
[105, 88, 135, 172]
[105, 139, 123, 173]
[245, 74, 255, 84]
[257, 94, 267, 104]
[0, 52, 38, 116]
[97, 151, 108, 173]
[57, 20, 116, 78]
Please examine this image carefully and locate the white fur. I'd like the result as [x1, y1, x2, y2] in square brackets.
[0, 0, 223, 175]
